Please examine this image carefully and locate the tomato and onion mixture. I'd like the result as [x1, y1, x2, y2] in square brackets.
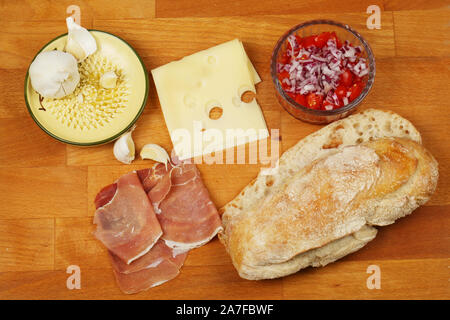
[277, 31, 368, 111]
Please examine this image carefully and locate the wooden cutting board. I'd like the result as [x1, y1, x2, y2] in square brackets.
[0, 0, 448, 300]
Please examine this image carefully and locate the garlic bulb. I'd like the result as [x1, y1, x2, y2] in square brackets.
[100, 71, 118, 89]
[29, 50, 80, 98]
[113, 128, 136, 164]
[140, 144, 170, 167]
[65, 17, 97, 62]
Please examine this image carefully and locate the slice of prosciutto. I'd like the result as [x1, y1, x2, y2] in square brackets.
[137, 162, 223, 251]
[109, 239, 181, 274]
[94, 163, 220, 294]
[111, 248, 187, 294]
[93, 172, 162, 264]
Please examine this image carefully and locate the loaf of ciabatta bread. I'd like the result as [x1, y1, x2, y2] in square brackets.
[219, 109, 438, 280]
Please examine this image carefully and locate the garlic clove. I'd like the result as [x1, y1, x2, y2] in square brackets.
[29, 50, 80, 99]
[100, 71, 118, 89]
[140, 144, 170, 166]
[65, 17, 97, 62]
[113, 128, 136, 164]
[65, 37, 85, 62]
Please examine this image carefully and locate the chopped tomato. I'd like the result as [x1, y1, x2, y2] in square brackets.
[278, 70, 290, 82]
[353, 76, 362, 84]
[297, 54, 308, 60]
[348, 82, 364, 101]
[295, 35, 303, 47]
[281, 82, 291, 91]
[314, 32, 331, 48]
[329, 31, 342, 48]
[306, 93, 323, 109]
[340, 69, 354, 87]
[302, 35, 316, 48]
[286, 39, 293, 50]
[280, 52, 290, 64]
[335, 85, 347, 100]
[294, 94, 307, 106]
[279, 71, 291, 91]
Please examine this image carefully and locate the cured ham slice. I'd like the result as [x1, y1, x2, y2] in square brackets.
[109, 240, 188, 294]
[109, 239, 181, 274]
[137, 162, 170, 191]
[94, 183, 117, 208]
[93, 172, 162, 264]
[137, 162, 223, 251]
[111, 251, 187, 294]
[94, 162, 220, 294]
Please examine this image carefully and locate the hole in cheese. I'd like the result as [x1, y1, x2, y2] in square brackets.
[209, 106, 223, 120]
[241, 90, 256, 103]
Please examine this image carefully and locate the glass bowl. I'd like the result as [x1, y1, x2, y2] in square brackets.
[270, 20, 375, 124]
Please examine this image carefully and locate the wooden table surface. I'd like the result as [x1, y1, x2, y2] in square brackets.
[0, 0, 449, 300]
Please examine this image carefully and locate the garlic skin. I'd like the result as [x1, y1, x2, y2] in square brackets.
[29, 50, 80, 98]
[65, 17, 97, 62]
[100, 71, 118, 89]
[140, 144, 170, 167]
[113, 129, 135, 164]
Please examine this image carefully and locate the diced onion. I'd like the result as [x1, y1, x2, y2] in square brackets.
[278, 36, 368, 97]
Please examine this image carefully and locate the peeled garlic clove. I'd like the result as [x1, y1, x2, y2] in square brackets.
[140, 144, 170, 166]
[100, 71, 117, 89]
[29, 50, 80, 99]
[65, 17, 97, 62]
[113, 128, 135, 164]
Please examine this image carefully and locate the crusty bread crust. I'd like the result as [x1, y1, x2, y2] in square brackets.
[219, 109, 438, 280]
[239, 225, 378, 280]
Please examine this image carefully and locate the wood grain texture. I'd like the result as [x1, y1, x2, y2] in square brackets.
[0, 265, 284, 300]
[0, 69, 28, 118]
[55, 217, 107, 271]
[393, 9, 450, 57]
[0, 259, 447, 299]
[0, 0, 448, 300]
[94, 13, 395, 64]
[0, 0, 155, 70]
[0, 0, 155, 22]
[282, 258, 449, 299]
[0, 219, 54, 272]
[343, 205, 450, 261]
[155, 0, 448, 18]
[155, 0, 384, 17]
[0, 21, 66, 70]
[0, 167, 87, 219]
[0, 117, 67, 167]
[383, 0, 449, 11]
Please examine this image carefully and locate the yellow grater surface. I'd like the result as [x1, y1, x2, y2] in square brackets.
[25, 31, 148, 145]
